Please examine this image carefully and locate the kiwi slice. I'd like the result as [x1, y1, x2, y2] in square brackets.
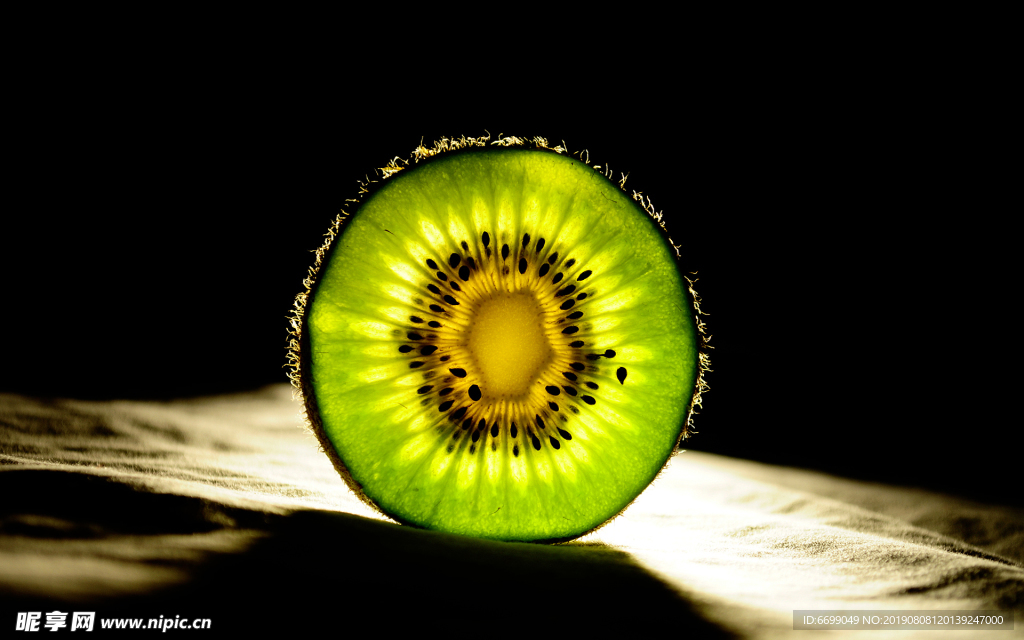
[289, 136, 708, 542]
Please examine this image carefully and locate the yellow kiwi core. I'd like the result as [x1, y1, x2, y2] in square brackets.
[465, 292, 553, 398]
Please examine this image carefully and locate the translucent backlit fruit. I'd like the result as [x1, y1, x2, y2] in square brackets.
[289, 137, 708, 541]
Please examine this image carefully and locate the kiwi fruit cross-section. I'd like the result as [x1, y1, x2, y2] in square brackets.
[289, 136, 708, 542]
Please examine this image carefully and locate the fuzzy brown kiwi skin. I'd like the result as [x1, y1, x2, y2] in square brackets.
[287, 135, 711, 543]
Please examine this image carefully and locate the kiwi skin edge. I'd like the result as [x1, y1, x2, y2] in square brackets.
[286, 133, 711, 543]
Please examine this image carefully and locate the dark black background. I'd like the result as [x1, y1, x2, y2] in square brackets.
[3, 67, 1013, 508]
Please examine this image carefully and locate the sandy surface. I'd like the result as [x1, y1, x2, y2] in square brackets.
[1, 386, 1021, 636]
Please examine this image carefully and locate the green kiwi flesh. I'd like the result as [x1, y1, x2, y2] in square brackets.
[294, 142, 702, 542]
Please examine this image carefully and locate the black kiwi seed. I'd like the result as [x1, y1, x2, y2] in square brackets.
[387, 217, 643, 477]
[461, 241, 469, 251]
